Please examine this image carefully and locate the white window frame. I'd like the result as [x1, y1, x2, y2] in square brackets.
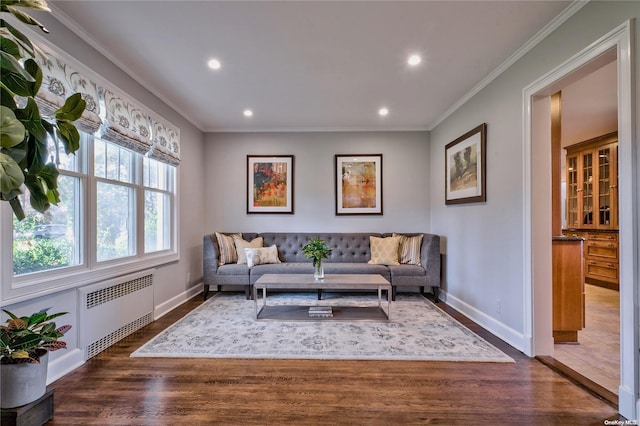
[0, 134, 179, 304]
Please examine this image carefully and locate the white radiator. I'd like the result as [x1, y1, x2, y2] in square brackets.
[78, 270, 154, 360]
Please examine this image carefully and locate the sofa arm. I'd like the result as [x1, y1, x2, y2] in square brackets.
[203, 234, 219, 284]
[421, 234, 441, 289]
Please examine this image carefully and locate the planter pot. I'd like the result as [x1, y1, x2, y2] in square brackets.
[0, 351, 48, 409]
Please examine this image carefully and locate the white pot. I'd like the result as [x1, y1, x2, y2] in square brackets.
[0, 351, 48, 409]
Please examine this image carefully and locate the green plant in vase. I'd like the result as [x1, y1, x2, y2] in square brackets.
[302, 237, 332, 280]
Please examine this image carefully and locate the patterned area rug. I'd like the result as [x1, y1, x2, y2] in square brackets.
[131, 293, 513, 362]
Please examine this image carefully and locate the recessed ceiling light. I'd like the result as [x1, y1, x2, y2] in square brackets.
[207, 58, 221, 70]
[407, 54, 422, 66]
[243, 109, 253, 117]
[378, 107, 389, 117]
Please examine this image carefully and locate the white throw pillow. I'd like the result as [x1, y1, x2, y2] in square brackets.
[234, 236, 264, 264]
[244, 245, 281, 268]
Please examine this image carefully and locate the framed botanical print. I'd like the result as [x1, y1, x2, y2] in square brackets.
[335, 154, 383, 215]
[445, 123, 487, 205]
[247, 155, 294, 214]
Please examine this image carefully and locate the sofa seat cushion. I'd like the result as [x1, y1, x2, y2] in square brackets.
[217, 264, 250, 275]
[387, 264, 426, 277]
[324, 263, 389, 278]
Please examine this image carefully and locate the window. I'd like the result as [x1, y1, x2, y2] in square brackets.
[12, 135, 85, 276]
[143, 157, 174, 253]
[7, 133, 177, 297]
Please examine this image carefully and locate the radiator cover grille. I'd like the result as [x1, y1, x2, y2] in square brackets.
[86, 274, 153, 309]
[79, 270, 154, 360]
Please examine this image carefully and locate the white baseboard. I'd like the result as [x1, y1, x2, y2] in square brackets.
[154, 281, 203, 320]
[440, 290, 528, 354]
[618, 383, 638, 420]
[47, 348, 84, 385]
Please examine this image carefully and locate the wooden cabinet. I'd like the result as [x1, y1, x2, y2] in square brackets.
[564, 230, 619, 290]
[565, 132, 618, 230]
[564, 132, 619, 290]
[552, 237, 585, 343]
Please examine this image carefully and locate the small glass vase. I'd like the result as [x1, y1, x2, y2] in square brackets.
[314, 262, 324, 280]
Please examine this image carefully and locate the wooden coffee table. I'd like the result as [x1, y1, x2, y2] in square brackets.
[253, 274, 392, 321]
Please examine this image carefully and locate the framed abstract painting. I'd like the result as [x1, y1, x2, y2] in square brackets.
[335, 154, 383, 215]
[247, 155, 294, 214]
[445, 123, 487, 205]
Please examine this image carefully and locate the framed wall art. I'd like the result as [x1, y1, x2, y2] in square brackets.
[335, 154, 383, 215]
[247, 155, 294, 214]
[445, 123, 487, 205]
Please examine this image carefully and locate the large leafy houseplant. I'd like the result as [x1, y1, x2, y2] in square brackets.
[1, 0, 86, 220]
[0, 308, 70, 364]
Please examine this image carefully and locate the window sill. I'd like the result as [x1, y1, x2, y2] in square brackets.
[2, 252, 179, 305]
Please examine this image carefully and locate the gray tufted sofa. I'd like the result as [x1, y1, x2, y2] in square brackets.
[203, 232, 441, 302]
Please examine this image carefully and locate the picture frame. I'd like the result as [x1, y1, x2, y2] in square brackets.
[247, 155, 294, 214]
[335, 154, 383, 215]
[445, 123, 487, 205]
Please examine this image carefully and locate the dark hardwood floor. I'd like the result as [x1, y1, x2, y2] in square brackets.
[46, 293, 625, 425]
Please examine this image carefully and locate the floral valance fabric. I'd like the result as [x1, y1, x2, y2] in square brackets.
[34, 45, 102, 135]
[100, 89, 153, 155]
[148, 114, 181, 166]
[32, 39, 181, 166]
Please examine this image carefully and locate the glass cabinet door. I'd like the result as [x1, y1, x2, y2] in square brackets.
[566, 155, 579, 228]
[597, 146, 611, 227]
[581, 152, 594, 227]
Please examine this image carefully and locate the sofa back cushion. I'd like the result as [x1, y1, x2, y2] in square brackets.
[260, 232, 382, 263]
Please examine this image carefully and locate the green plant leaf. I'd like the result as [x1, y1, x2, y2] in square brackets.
[0, 49, 37, 96]
[23, 57, 42, 95]
[0, 86, 17, 109]
[13, 333, 42, 350]
[0, 105, 25, 147]
[24, 174, 49, 212]
[0, 35, 21, 58]
[8, 196, 25, 220]
[15, 98, 47, 144]
[0, 18, 37, 57]
[55, 93, 86, 121]
[6, 5, 49, 33]
[3, 0, 51, 13]
[0, 151, 24, 193]
[56, 121, 79, 153]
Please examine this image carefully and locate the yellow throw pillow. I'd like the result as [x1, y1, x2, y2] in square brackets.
[368, 236, 400, 265]
[234, 236, 264, 264]
[216, 232, 242, 265]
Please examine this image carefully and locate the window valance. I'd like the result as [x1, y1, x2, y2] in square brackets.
[27, 34, 181, 166]
[34, 45, 102, 135]
[148, 114, 181, 166]
[100, 89, 153, 156]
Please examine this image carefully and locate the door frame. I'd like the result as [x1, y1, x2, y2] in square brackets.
[523, 21, 637, 418]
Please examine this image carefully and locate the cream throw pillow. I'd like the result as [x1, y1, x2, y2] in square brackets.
[244, 245, 281, 268]
[216, 232, 242, 265]
[393, 233, 423, 265]
[368, 236, 401, 265]
[234, 236, 264, 264]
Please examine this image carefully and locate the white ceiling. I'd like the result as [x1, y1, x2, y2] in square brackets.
[49, 1, 572, 132]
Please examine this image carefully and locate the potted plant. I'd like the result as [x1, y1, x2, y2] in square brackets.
[0, 308, 71, 408]
[1, 0, 86, 220]
[301, 237, 332, 280]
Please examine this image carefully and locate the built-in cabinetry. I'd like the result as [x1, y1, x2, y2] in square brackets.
[563, 132, 619, 290]
[552, 237, 585, 343]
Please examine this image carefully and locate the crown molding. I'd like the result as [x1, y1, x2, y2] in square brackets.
[428, 0, 589, 131]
